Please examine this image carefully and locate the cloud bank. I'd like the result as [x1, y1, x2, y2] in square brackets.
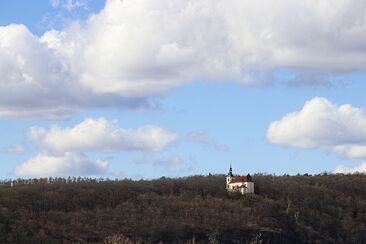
[2, 0, 366, 118]
[334, 163, 366, 174]
[267, 97, 366, 159]
[15, 118, 178, 177]
[27, 118, 179, 153]
[14, 152, 108, 177]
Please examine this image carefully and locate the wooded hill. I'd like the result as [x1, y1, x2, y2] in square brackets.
[0, 174, 365, 243]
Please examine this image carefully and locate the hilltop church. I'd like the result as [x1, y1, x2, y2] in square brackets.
[226, 165, 255, 194]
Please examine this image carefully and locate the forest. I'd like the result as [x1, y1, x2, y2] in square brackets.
[0, 173, 365, 243]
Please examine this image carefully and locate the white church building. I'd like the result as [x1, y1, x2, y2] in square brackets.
[226, 165, 255, 194]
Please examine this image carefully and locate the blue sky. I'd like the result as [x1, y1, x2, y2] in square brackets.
[1, 0, 366, 179]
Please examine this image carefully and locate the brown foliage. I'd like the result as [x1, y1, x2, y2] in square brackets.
[0, 174, 365, 243]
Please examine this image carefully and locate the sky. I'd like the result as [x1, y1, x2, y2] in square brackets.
[1, 0, 366, 179]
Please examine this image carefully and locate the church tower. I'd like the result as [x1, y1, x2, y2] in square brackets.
[226, 164, 234, 189]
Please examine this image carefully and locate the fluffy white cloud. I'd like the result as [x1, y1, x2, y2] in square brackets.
[14, 152, 108, 177]
[334, 163, 366, 174]
[27, 118, 179, 152]
[332, 145, 366, 159]
[12, 118, 178, 177]
[267, 97, 366, 159]
[0, 24, 151, 119]
[2, 0, 366, 118]
[0, 24, 76, 119]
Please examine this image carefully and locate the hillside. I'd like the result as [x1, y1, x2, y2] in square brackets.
[0, 174, 365, 243]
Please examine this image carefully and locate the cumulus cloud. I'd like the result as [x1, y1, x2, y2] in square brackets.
[332, 145, 366, 159]
[334, 163, 366, 174]
[2, 0, 366, 118]
[12, 118, 178, 177]
[27, 117, 179, 152]
[267, 97, 366, 159]
[188, 131, 230, 152]
[14, 152, 108, 177]
[0, 24, 151, 119]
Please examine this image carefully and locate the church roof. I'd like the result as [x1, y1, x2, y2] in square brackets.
[229, 176, 252, 183]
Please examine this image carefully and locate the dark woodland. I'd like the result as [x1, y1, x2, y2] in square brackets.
[0, 174, 365, 243]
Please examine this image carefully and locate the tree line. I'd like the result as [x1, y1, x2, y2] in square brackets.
[0, 173, 365, 243]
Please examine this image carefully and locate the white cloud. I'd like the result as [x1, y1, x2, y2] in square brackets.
[267, 97, 366, 159]
[0, 24, 153, 119]
[12, 117, 178, 177]
[0, 4, 191, 119]
[3, 0, 366, 118]
[332, 145, 366, 159]
[14, 152, 108, 177]
[334, 163, 366, 174]
[188, 131, 230, 152]
[27, 118, 179, 152]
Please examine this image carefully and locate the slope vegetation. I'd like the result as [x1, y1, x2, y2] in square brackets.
[0, 174, 365, 243]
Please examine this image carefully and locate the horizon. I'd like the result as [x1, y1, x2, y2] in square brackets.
[0, 171, 360, 182]
[1, 0, 366, 179]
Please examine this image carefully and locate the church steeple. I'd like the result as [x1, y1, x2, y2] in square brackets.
[228, 164, 233, 177]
